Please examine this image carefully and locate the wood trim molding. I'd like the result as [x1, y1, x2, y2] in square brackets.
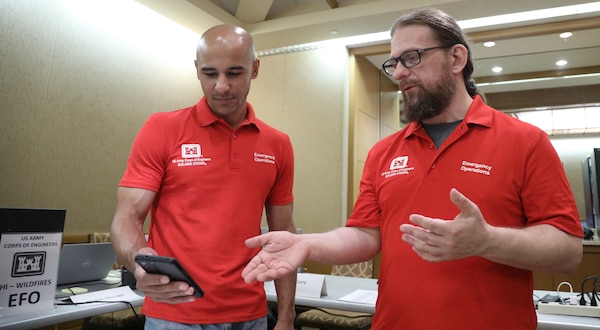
[476, 65, 600, 83]
[485, 84, 600, 110]
[468, 17, 600, 43]
[325, 0, 339, 9]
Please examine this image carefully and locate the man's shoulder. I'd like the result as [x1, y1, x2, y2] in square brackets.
[144, 105, 196, 130]
[150, 105, 195, 120]
[252, 117, 290, 140]
[489, 107, 544, 134]
[469, 98, 544, 136]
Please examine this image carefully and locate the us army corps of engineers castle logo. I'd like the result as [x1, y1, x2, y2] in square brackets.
[12, 252, 46, 277]
[381, 156, 415, 178]
[172, 144, 213, 167]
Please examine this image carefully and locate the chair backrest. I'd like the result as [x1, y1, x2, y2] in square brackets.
[89, 232, 111, 243]
[331, 260, 373, 278]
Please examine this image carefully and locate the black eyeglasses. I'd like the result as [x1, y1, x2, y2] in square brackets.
[381, 46, 450, 76]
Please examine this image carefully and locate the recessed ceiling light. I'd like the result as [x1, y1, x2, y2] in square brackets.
[483, 41, 496, 47]
[492, 66, 503, 73]
[556, 59, 568, 66]
[329, 30, 339, 35]
[559, 32, 573, 39]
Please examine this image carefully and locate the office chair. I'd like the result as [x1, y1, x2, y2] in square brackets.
[294, 260, 374, 330]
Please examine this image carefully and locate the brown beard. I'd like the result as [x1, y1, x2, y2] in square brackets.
[403, 62, 456, 123]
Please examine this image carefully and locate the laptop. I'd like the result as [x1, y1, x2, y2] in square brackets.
[56, 242, 116, 285]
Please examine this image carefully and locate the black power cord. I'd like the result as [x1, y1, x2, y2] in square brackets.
[56, 299, 143, 326]
[579, 275, 599, 306]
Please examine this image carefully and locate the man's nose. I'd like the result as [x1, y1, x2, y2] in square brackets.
[393, 64, 410, 81]
[214, 74, 230, 93]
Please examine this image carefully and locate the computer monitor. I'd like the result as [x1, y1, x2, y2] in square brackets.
[582, 149, 600, 229]
[0, 208, 66, 233]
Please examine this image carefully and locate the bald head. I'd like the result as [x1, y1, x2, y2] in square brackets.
[196, 24, 256, 63]
[193, 24, 260, 129]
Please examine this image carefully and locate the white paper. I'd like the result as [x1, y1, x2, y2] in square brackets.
[69, 286, 142, 304]
[264, 281, 275, 293]
[296, 273, 327, 298]
[338, 289, 378, 305]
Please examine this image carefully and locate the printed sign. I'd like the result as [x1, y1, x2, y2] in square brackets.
[0, 232, 62, 317]
[296, 273, 328, 298]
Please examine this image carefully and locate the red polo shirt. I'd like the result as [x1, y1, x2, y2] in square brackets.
[347, 96, 582, 329]
[120, 97, 294, 324]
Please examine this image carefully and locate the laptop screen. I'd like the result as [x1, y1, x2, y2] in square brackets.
[57, 242, 116, 285]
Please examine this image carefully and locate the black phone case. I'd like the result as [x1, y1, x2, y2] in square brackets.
[134, 254, 204, 298]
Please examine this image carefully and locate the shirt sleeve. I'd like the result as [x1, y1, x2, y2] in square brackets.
[346, 148, 382, 228]
[119, 114, 167, 192]
[266, 134, 294, 205]
[520, 131, 583, 237]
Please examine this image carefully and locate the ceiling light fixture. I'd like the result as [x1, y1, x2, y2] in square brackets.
[560, 32, 573, 39]
[476, 72, 600, 87]
[483, 41, 496, 47]
[556, 59, 568, 66]
[492, 66, 503, 73]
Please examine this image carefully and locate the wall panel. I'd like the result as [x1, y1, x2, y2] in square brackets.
[1, 0, 203, 232]
[250, 47, 348, 233]
[1, 0, 348, 236]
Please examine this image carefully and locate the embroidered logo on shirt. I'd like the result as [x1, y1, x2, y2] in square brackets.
[390, 156, 408, 170]
[172, 143, 212, 167]
[254, 152, 276, 165]
[381, 156, 414, 178]
[460, 160, 492, 176]
[181, 144, 201, 158]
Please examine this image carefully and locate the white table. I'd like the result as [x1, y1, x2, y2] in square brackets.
[4, 273, 600, 329]
[266, 274, 600, 329]
[266, 274, 377, 313]
[0, 298, 144, 330]
[0, 271, 143, 330]
[535, 290, 600, 329]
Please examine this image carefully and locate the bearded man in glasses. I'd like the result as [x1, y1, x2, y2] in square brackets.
[242, 8, 583, 330]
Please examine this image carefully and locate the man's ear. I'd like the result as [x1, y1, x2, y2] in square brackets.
[194, 60, 200, 79]
[251, 58, 260, 79]
[449, 44, 468, 74]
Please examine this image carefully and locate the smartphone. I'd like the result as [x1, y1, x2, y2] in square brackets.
[135, 254, 204, 298]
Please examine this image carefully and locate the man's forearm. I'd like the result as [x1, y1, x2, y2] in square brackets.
[274, 272, 297, 324]
[483, 224, 582, 273]
[306, 227, 381, 265]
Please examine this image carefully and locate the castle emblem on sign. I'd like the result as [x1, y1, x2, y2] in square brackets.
[12, 252, 46, 277]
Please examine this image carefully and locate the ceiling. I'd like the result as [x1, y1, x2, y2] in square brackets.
[136, 0, 600, 94]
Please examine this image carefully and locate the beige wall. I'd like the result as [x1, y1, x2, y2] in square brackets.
[0, 0, 347, 235]
[249, 47, 348, 232]
[348, 55, 381, 210]
[0, 1, 202, 233]
[1, 1, 597, 238]
[347, 52, 402, 212]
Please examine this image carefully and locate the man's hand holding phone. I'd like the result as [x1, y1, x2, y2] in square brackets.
[134, 252, 204, 304]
